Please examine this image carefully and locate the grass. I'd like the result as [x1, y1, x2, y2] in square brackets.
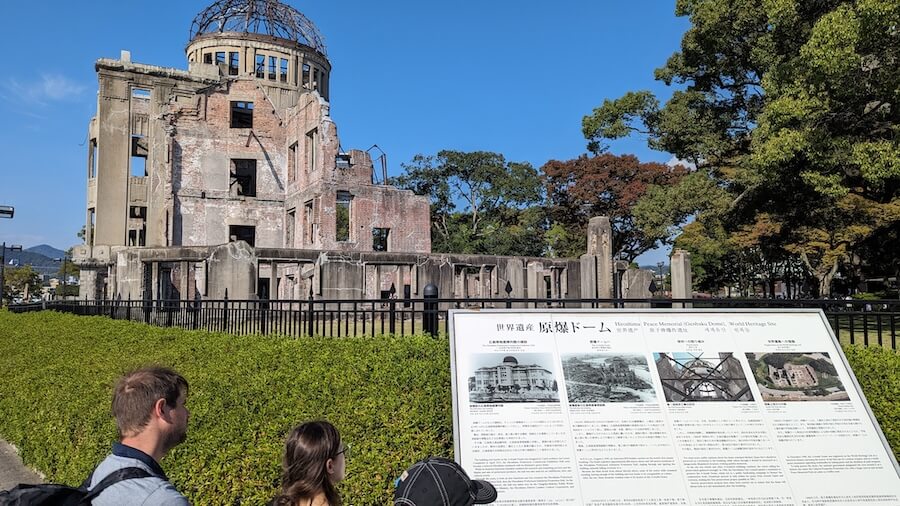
[0, 310, 898, 503]
[0, 310, 452, 504]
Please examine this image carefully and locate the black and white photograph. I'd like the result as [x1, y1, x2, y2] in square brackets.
[653, 352, 754, 402]
[561, 353, 656, 403]
[467, 353, 559, 403]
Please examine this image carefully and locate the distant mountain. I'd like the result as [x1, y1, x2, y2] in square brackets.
[4, 249, 63, 278]
[26, 244, 66, 259]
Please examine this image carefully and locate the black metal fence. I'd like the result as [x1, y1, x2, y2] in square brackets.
[8, 296, 900, 349]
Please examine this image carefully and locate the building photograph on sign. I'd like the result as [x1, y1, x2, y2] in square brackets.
[449, 309, 900, 506]
[468, 353, 560, 403]
[561, 353, 656, 403]
[747, 352, 850, 402]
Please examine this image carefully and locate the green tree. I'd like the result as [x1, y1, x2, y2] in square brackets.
[57, 248, 80, 280]
[3, 266, 41, 303]
[542, 153, 688, 260]
[582, 0, 900, 296]
[393, 150, 545, 256]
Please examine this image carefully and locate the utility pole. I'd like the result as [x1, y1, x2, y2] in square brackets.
[0, 205, 17, 306]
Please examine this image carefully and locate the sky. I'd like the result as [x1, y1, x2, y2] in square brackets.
[0, 1, 689, 265]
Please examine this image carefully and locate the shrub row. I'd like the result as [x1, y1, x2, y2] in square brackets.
[0, 310, 452, 504]
[0, 310, 898, 503]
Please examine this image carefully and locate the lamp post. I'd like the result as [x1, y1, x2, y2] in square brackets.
[656, 261, 666, 295]
[1, 242, 23, 306]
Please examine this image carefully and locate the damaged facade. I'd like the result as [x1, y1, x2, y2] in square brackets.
[74, 0, 613, 303]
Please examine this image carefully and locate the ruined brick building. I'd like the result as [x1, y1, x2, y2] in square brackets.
[73, 0, 638, 304]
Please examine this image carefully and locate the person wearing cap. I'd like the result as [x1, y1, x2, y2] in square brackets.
[393, 457, 497, 506]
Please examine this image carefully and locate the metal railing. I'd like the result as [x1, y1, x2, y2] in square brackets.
[8, 297, 900, 349]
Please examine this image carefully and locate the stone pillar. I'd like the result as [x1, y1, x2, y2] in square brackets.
[581, 216, 614, 306]
[671, 249, 693, 308]
[526, 262, 544, 298]
[503, 258, 526, 308]
[206, 242, 257, 300]
[179, 261, 189, 301]
[622, 268, 655, 308]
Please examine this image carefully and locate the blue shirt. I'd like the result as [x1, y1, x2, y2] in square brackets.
[88, 443, 189, 506]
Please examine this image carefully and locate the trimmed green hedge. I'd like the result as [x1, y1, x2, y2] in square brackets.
[0, 311, 452, 504]
[1, 310, 898, 503]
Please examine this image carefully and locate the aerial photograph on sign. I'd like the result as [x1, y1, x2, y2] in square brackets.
[653, 352, 755, 402]
[746, 352, 849, 401]
[561, 353, 656, 403]
[467, 353, 559, 403]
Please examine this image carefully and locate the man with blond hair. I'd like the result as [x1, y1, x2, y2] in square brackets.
[87, 366, 191, 505]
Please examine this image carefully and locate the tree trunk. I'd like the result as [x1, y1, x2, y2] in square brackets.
[818, 261, 840, 298]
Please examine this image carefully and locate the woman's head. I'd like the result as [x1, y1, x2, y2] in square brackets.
[275, 420, 345, 506]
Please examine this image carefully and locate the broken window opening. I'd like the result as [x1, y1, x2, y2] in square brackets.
[255, 54, 265, 78]
[132, 88, 151, 99]
[288, 142, 298, 183]
[129, 206, 147, 219]
[320, 73, 328, 100]
[336, 191, 352, 242]
[305, 128, 318, 172]
[230, 101, 253, 128]
[228, 52, 240, 75]
[127, 225, 146, 247]
[302, 63, 310, 88]
[229, 225, 256, 247]
[280, 58, 289, 83]
[304, 200, 315, 244]
[372, 228, 390, 252]
[88, 208, 96, 247]
[286, 208, 296, 247]
[312, 68, 319, 91]
[215, 52, 226, 65]
[89, 139, 98, 178]
[230, 159, 257, 197]
[131, 135, 148, 177]
[268, 56, 277, 81]
[203, 53, 213, 64]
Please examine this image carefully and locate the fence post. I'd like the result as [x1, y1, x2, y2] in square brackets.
[261, 294, 269, 336]
[424, 283, 438, 337]
[127, 292, 132, 321]
[389, 283, 397, 335]
[307, 285, 315, 337]
[192, 291, 200, 330]
[143, 292, 151, 324]
[223, 289, 230, 333]
[505, 281, 513, 309]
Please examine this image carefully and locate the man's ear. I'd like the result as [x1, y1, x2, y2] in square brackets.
[154, 398, 170, 422]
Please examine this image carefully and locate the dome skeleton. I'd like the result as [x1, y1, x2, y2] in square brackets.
[190, 0, 327, 56]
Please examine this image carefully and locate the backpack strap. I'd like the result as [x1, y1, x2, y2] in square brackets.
[82, 467, 152, 502]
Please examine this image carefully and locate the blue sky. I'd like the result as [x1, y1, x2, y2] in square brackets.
[0, 1, 688, 264]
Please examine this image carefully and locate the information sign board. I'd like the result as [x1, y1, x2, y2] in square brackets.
[449, 309, 900, 506]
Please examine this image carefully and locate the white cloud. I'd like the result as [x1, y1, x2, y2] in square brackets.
[666, 155, 697, 171]
[0, 74, 86, 106]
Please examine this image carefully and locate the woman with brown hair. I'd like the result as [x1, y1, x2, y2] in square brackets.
[272, 420, 348, 506]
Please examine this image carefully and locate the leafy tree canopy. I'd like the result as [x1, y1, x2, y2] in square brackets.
[582, 0, 900, 295]
[543, 153, 688, 260]
[392, 150, 545, 256]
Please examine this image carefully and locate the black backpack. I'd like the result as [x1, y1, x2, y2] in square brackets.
[0, 467, 151, 505]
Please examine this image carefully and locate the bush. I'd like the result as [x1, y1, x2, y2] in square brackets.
[0, 311, 452, 504]
[1, 311, 898, 503]
[842, 345, 900, 454]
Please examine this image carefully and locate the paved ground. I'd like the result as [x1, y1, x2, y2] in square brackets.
[0, 439, 43, 491]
